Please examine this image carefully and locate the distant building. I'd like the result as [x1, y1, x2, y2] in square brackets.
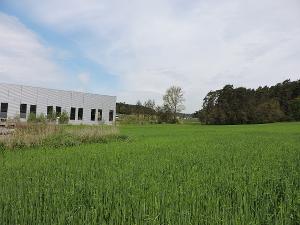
[0, 83, 116, 125]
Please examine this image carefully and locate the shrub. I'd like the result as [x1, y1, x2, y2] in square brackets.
[36, 113, 47, 124]
[42, 131, 79, 148]
[27, 113, 37, 123]
[59, 111, 69, 124]
[47, 111, 57, 122]
[27, 113, 48, 124]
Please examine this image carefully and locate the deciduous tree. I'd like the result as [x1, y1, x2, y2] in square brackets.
[163, 86, 185, 121]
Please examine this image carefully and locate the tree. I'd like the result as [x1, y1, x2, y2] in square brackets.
[144, 99, 156, 120]
[197, 79, 300, 125]
[163, 86, 185, 121]
[136, 100, 142, 106]
[254, 99, 284, 123]
[156, 105, 173, 124]
[289, 97, 300, 120]
[144, 99, 155, 110]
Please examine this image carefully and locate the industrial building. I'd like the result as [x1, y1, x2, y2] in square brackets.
[0, 83, 116, 125]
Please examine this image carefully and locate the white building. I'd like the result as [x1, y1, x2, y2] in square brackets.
[0, 83, 116, 125]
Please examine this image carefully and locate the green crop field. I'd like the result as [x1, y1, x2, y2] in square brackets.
[0, 123, 299, 225]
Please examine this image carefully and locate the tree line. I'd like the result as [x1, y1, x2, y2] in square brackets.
[116, 86, 185, 123]
[195, 79, 300, 124]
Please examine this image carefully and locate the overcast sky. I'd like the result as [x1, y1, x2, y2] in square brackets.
[0, 0, 299, 112]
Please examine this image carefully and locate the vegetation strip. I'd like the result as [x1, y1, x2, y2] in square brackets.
[0, 123, 127, 150]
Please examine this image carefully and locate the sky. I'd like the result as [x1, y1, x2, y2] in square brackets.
[0, 0, 299, 112]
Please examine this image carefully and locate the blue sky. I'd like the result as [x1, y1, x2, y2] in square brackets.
[0, 0, 299, 112]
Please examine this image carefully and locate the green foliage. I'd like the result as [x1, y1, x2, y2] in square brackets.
[58, 111, 69, 124]
[198, 79, 300, 124]
[117, 114, 156, 125]
[27, 112, 37, 123]
[156, 105, 179, 124]
[42, 131, 80, 148]
[36, 113, 47, 123]
[288, 97, 300, 120]
[255, 99, 284, 123]
[47, 111, 57, 122]
[117, 102, 156, 115]
[144, 99, 155, 111]
[27, 113, 47, 123]
[0, 123, 299, 224]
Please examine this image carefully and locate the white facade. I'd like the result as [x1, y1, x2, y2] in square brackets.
[0, 83, 116, 125]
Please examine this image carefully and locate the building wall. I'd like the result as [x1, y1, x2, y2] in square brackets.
[0, 83, 116, 125]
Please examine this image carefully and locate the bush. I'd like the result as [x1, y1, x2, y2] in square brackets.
[27, 113, 47, 124]
[27, 113, 37, 123]
[43, 131, 79, 148]
[36, 113, 47, 124]
[59, 111, 69, 124]
[47, 111, 57, 122]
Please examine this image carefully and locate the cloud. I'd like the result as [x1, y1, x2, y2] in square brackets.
[0, 12, 68, 87]
[1, 0, 300, 111]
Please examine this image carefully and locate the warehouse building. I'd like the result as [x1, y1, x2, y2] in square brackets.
[0, 83, 116, 125]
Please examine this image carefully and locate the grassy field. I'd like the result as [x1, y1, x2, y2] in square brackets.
[0, 123, 299, 224]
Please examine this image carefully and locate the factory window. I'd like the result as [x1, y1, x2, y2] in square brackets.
[56, 106, 62, 117]
[109, 110, 114, 121]
[20, 104, 27, 119]
[70, 107, 76, 120]
[47, 106, 53, 116]
[0, 103, 8, 118]
[78, 108, 83, 120]
[91, 109, 96, 121]
[30, 105, 37, 116]
[98, 109, 102, 121]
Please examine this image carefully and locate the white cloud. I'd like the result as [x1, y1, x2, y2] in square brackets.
[0, 13, 67, 87]
[2, 0, 300, 112]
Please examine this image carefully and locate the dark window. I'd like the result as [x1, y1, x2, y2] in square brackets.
[109, 110, 114, 121]
[78, 108, 83, 120]
[20, 104, 27, 119]
[0, 103, 8, 118]
[70, 107, 76, 120]
[98, 109, 102, 121]
[47, 106, 53, 115]
[91, 109, 96, 121]
[56, 106, 61, 117]
[30, 105, 37, 116]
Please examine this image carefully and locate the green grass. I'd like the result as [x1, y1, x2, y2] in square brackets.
[0, 123, 299, 224]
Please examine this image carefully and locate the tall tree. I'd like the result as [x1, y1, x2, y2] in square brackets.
[136, 100, 143, 117]
[163, 86, 185, 120]
[197, 79, 300, 125]
[144, 99, 155, 110]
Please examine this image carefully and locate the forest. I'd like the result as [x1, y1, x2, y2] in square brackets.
[195, 79, 300, 124]
[116, 102, 156, 116]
